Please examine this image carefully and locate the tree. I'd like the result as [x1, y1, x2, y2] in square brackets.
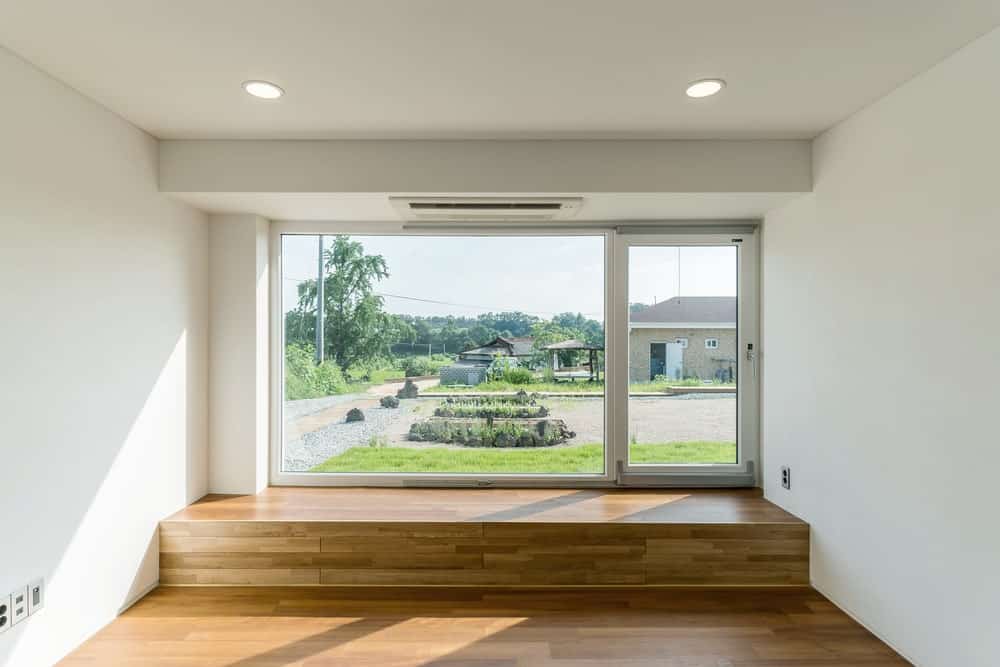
[290, 236, 393, 371]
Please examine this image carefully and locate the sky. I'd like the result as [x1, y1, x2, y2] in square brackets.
[282, 234, 736, 321]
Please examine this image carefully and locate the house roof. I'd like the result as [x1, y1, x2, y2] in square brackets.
[461, 336, 535, 357]
[542, 339, 604, 351]
[629, 296, 736, 324]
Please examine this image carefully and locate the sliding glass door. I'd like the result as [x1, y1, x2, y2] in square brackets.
[271, 223, 757, 486]
[613, 231, 757, 484]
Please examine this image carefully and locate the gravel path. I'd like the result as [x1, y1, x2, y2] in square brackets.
[282, 389, 737, 471]
[283, 400, 423, 471]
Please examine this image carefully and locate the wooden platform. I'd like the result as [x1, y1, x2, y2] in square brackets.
[160, 488, 809, 587]
[61, 586, 908, 666]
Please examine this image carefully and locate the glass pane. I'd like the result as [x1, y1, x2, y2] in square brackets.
[281, 234, 606, 475]
[627, 246, 737, 464]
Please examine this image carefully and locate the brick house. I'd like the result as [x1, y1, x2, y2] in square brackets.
[629, 296, 736, 383]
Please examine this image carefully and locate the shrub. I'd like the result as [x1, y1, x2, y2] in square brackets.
[407, 418, 574, 447]
[502, 368, 533, 385]
[394, 354, 454, 377]
[434, 403, 548, 419]
[380, 395, 400, 408]
[285, 343, 348, 400]
[401, 356, 436, 377]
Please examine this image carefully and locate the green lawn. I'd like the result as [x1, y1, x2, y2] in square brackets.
[423, 380, 605, 394]
[310, 441, 736, 474]
[423, 379, 734, 394]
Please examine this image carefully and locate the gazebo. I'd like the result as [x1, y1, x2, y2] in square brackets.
[542, 339, 604, 382]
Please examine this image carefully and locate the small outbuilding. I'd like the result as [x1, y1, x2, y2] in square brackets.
[542, 339, 604, 382]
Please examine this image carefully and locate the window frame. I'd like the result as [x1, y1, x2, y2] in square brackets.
[270, 221, 615, 487]
[613, 231, 758, 485]
[270, 221, 758, 488]
[705, 337, 720, 349]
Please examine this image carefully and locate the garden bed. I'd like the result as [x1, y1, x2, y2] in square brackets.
[434, 395, 549, 419]
[408, 418, 574, 448]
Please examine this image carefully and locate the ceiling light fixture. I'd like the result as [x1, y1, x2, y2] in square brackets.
[242, 80, 284, 99]
[685, 78, 725, 98]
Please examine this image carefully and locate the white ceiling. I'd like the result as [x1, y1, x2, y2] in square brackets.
[2, 1, 998, 140]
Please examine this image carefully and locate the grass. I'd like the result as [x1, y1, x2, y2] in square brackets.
[423, 379, 735, 394]
[310, 441, 736, 474]
[424, 380, 605, 394]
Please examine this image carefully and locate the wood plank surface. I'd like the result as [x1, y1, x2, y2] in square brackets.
[166, 487, 804, 524]
[160, 489, 809, 587]
[60, 586, 910, 666]
[160, 520, 808, 587]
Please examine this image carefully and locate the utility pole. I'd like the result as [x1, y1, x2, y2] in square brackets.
[315, 236, 325, 365]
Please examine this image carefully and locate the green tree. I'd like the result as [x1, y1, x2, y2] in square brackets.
[291, 236, 393, 371]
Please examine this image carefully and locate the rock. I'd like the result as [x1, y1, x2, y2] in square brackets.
[396, 379, 420, 399]
[380, 395, 400, 408]
[345, 408, 365, 423]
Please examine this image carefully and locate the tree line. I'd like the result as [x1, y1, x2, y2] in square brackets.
[285, 236, 605, 371]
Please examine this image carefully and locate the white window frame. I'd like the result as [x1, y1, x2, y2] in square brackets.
[270, 221, 759, 488]
[612, 230, 759, 486]
[705, 337, 719, 349]
[675, 337, 689, 348]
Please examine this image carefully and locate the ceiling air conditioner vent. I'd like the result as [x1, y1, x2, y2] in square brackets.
[390, 197, 582, 221]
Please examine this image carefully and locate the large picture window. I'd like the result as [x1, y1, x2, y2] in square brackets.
[273, 225, 758, 486]
[279, 233, 607, 476]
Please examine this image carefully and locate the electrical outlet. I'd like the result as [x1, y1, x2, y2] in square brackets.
[28, 579, 44, 615]
[10, 587, 28, 626]
[781, 466, 791, 490]
[0, 593, 10, 634]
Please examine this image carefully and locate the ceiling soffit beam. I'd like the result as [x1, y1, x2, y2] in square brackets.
[158, 140, 811, 195]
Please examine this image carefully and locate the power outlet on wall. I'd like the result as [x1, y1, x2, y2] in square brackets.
[0, 593, 10, 635]
[10, 587, 28, 626]
[781, 466, 791, 490]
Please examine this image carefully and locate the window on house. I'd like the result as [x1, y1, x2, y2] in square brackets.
[705, 338, 719, 349]
[675, 337, 688, 348]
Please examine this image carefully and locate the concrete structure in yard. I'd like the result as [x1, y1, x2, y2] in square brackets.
[629, 297, 736, 383]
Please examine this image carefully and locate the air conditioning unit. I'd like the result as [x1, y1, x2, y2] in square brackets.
[389, 197, 582, 221]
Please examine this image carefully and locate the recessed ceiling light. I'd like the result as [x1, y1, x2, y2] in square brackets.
[685, 78, 725, 98]
[242, 80, 284, 99]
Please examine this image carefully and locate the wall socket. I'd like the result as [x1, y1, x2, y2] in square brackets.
[2, 578, 44, 633]
[10, 587, 28, 626]
[781, 466, 791, 490]
[0, 593, 10, 635]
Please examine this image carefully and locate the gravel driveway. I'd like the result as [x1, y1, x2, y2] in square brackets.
[282, 378, 438, 471]
[282, 388, 737, 471]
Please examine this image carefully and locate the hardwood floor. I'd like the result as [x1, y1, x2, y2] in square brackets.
[61, 586, 910, 666]
[160, 489, 809, 587]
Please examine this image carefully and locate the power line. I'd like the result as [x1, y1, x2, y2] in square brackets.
[281, 276, 602, 319]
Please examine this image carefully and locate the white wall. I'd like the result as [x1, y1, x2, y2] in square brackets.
[208, 214, 269, 494]
[159, 139, 812, 195]
[762, 28, 1000, 667]
[0, 47, 208, 666]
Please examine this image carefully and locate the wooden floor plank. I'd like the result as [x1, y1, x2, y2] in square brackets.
[166, 488, 804, 524]
[159, 489, 808, 588]
[60, 587, 910, 666]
